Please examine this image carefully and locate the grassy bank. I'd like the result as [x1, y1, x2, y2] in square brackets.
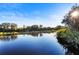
[0, 30, 55, 36]
[57, 28, 79, 54]
[57, 29, 79, 44]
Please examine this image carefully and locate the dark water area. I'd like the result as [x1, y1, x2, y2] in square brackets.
[0, 33, 65, 55]
[57, 36, 79, 55]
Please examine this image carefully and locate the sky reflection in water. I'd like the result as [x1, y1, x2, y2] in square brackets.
[0, 33, 65, 55]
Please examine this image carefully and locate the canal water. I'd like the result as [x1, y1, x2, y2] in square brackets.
[0, 33, 65, 55]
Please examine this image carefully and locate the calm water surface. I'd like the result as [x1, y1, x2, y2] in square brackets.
[0, 33, 65, 55]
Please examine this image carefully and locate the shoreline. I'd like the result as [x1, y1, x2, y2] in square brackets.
[0, 30, 54, 35]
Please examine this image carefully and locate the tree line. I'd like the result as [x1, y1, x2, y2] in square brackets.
[0, 23, 52, 32]
[0, 23, 64, 32]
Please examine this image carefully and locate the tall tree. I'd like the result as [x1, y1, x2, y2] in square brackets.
[11, 23, 17, 30]
[62, 4, 79, 31]
[1, 23, 10, 29]
[39, 25, 43, 28]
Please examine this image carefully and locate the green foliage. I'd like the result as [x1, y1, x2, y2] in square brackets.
[57, 4, 79, 54]
[62, 4, 79, 31]
[57, 29, 79, 45]
[0, 23, 55, 32]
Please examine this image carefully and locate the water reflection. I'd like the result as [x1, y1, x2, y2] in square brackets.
[0, 33, 43, 41]
[25, 33, 43, 37]
[0, 35, 17, 41]
[57, 37, 79, 55]
[0, 33, 65, 55]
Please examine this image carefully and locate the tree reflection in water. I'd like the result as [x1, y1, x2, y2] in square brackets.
[0, 32, 43, 41]
[0, 35, 17, 41]
[57, 37, 79, 55]
[24, 32, 43, 37]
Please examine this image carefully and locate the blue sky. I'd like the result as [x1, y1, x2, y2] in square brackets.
[0, 3, 75, 27]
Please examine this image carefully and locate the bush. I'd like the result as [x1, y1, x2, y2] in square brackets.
[57, 29, 79, 49]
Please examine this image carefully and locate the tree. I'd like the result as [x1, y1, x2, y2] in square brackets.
[62, 4, 79, 31]
[1, 23, 10, 29]
[11, 23, 17, 30]
[39, 25, 43, 28]
[0, 25, 2, 29]
[31, 25, 39, 31]
[55, 25, 62, 30]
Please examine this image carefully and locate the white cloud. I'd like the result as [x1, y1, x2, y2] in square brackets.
[0, 10, 64, 27]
